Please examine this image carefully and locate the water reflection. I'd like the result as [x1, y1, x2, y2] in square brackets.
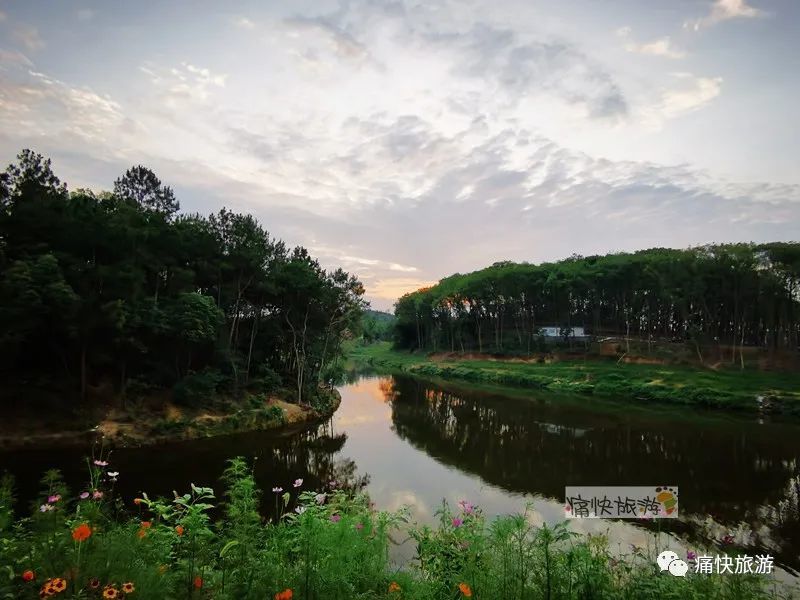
[380, 374, 800, 574]
[0, 372, 798, 577]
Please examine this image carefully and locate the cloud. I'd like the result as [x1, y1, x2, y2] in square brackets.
[139, 62, 226, 104]
[625, 37, 686, 59]
[0, 10, 6, 22]
[234, 16, 255, 30]
[684, 0, 764, 31]
[0, 48, 33, 68]
[77, 9, 95, 21]
[13, 25, 45, 51]
[658, 73, 723, 119]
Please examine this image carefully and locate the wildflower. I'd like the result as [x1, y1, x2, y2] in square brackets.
[722, 534, 735, 545]
[39, 504, 54, 513]
[175, 525, 184, 536]
[293, 478, 303, 488]
[107, 472, 119, 481]
[458, 582, 473, 597]
[294, 506, 306, 514]
[102, 585, 118, 599]
[355, 522, 364, 531]
[89, 578, 100, 589]
[388, 581, 401, 593]
[272, 487, 283, 493]
[121, 582, 135, 594]
[137, 529, 147, 539]
[315, 493, 326, 504]
[48, 494, 61, 504]
[458, 500, 474, 514]
[133, 497, 143, 505]
[93, 460, 108, 467]
[51, 579, 67, 593]
[452, 517, 463, 528]
[92, 490, 103, 500]
[275, 589, 293, 600]
[193, 576, 203, 589]
[72, 523, 92, 542]
[158, 565, 168, 574]
[687, 550, 697, 561]
[22, 570, 35, 582]
[330, 513, 341, 523]
[329, 479, 338, 487]
[79, 492, 89, 500]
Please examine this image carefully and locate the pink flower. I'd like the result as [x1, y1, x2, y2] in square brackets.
[293, 479, 303, 488]
[315, 493, 326, 504]
[92, 490, 103, 500]
[47, 494, 61, 504]
[687, 550, 697, 561]
[355, 522, 364, 531]
[452, 517, 463, 528]
[458, 500, 474, 514]
[330, 514, 341, 523]
[79, 492, 90, 500]
[93, 460, 108, 467]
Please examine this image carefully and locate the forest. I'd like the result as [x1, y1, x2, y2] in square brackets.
[393, 244, 800, 361]
[0, 150, 366, 407]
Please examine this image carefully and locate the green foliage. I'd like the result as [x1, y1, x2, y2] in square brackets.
[173, 369, 227, 406]
[0, 459, 788, 600]
[392, 246, 800, 361]
[0, 149, 367, 406]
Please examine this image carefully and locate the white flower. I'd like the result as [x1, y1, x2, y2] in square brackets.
[293, 478, 303, 488]
[295, 506, 307, 514]
[315, 493, 326, 504]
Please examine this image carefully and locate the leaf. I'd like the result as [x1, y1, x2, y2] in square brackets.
[220, 540, 240, 558]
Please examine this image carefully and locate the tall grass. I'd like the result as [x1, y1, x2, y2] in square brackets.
[0, 457, 791, 599]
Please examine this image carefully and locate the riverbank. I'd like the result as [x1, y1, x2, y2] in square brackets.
[0, 387, 341, 450]
[350, 343, 800, 415]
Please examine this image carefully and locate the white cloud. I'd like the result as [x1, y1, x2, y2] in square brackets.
[77, 9, 95, 21]
[234, 16, 255, 30]
[685, 0, 764, 31]
[625, 37, 686, 59]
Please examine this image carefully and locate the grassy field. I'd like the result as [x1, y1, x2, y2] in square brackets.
[349, 343, 800, 415]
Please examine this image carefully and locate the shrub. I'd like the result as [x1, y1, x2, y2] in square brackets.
[172, 368, 227, 405]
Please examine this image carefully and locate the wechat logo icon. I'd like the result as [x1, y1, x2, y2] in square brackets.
[657, 550, 689, 577]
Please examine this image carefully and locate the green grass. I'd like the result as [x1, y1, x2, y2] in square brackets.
[0, 457, 793, 600]
[349, 343, 800, 415]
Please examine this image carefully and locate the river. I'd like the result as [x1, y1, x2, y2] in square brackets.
[1, 371, 799, 578]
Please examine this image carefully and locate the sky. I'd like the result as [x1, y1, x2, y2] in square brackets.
[1, 0, 798, 310]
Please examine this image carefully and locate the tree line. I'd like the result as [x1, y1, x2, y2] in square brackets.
[0, 150, 366, 405]
[393, 244, 800, 362]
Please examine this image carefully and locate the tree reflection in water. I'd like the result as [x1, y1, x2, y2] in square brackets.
[381, 374, 800, 573]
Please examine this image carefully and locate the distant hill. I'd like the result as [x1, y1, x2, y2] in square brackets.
[364, 309, 396, 323]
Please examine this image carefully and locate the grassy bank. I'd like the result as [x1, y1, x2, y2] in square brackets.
[0, 456, 791, 600]
[349, 343, 800, 415]
[0, 387, 341, 450]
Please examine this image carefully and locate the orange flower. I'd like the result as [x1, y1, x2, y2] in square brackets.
[274, 589, 293, 600]
[175, 525, 184, 536]
[140, 521, 152, 528]
[102, 586, 118, 599]
[22, 570, 35, 582]
[158, 565, 168, 574]
[72, 523, 92, 542]
[133, 498, 143, 505]
[121, 582, 135, 593]
[388, 581, 401, 593]
[136, 528, 147, 539]
[458, 582, 472, 597]
[51, 578, 67, 593]
[193, 576, 203, 589]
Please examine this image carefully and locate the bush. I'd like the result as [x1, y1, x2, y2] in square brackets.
[172, 368, 227, 405]
[0, 458, 786, 600]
